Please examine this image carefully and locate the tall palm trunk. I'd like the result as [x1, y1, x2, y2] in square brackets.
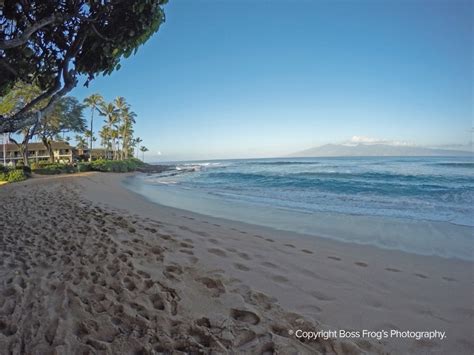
[89, 109, 94, 162]
[122, 125, 128, 160]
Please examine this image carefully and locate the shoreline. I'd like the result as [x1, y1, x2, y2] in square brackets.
[1, 172, 472, 353]
[123, 172, 473, 262]
[80, 173, 474, 353]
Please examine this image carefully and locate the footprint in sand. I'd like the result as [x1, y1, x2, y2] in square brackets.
[150, 246, 163, 255]
[233, 263, 250, 271]
[265, 238, 275, 243]
[149, 294, 165, 310]
[0, 320, 17, 336]
[301, 249, 313, 254]
[385, 267, 401, 273]
[414, 273, 429, 279]
[195, 231, 210, 237]
[355, 262, 368, 267]
[230, 309, 260, 325]
[327, 256, 341, 261]
[165, 265, 183, 275]
[237, 252, 251, 260]
[442, 276, 457, 282]
[207, 248, 227, 257]
[271, 275, 289, 283]
[179, 242, 194, 249]
[261, 261, 278, 268]
[159, 234, 172, 241]
[310, 290, 335, 301]
[123, 277, 137, 291]
[284, 244, 295, 248]
[137, 270, 151, 279]
[197, 277, 226, 296]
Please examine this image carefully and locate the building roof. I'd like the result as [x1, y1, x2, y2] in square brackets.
[2, 141, 72, 152]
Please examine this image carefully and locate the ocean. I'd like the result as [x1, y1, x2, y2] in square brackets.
[123, 156, 474, 260]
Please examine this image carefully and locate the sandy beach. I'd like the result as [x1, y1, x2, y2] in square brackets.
[0, 172, 472, 354]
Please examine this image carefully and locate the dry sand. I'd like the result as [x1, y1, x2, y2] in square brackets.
[0, 172, 472, 354]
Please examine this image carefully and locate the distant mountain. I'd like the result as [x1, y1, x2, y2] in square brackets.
[291, 143, 472, 157]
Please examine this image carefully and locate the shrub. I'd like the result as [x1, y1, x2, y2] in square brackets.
[32, 162, 76, 175]
[31, 160, 53, 169]
[6, 169, 27, 183]
[78, 162, 92, 172]
[33, 166, 62, 175]
[0, 172, 7, 181]
[90, 158, 144, 173]
[16, 165, 32, 176]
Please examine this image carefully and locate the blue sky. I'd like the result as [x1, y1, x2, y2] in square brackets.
[72, 0, 473, 161]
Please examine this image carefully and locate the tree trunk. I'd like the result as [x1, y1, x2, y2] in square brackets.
[42, 137, 54, 163]
[22, 140, 29, 166]
[123, 130, 128, 160]
[9, 130, 32, 166]
[89, 109, 94, 162]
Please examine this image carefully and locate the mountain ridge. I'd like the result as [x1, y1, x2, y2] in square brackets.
[290, 143, 472, 157]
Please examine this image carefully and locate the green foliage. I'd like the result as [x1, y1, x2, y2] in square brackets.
[0, 82, 45, 116]
[31, 162, 76, 175]
[78, 162, 92, 172]
[6, 169, 27, 182]
[0, 167, 28, 182]
[16, 165, 32, 176]
[75, 135, 88, 150]
[30, 158, 144, 175]
[30, 161, 53, 169]
[0, 165, 28, 182]
[40, 97, 86, 138]
[0, 0, 167, 116]
[90, 158, 144, 173]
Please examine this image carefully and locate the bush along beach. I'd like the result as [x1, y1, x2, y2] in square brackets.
[0, 166, 28, 183]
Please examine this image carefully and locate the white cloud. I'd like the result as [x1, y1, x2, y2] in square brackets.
[350, 136, 384, 144]
[345, 136, 412, 146]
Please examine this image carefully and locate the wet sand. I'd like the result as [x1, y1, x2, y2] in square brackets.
[0, 172, 472, 354]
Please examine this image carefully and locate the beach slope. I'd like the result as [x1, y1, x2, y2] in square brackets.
[0, 173, 472, 354]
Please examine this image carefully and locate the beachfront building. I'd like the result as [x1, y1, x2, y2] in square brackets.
[0, 142, 74, 166]
[74, 148, 114, 161]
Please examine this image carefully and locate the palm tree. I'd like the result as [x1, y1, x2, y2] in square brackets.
[75, 135, 88, 150]
[83, 93, 104, 161]
[114, 97, 138, 160]
[134, 137, 143, 159]
[99, 126, 112, 158]
[84, 130, 96, 148]
[111, 128, 120, 160]
[140, 146, 148, 161]
[99, 102, 119, 160]
[120, 107, 136, 159]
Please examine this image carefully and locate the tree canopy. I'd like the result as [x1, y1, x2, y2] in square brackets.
[0, 0, 167, 133]
[37, 96, 86, 162]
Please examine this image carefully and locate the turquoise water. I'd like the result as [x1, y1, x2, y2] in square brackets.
[124, 156, 473, 259]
